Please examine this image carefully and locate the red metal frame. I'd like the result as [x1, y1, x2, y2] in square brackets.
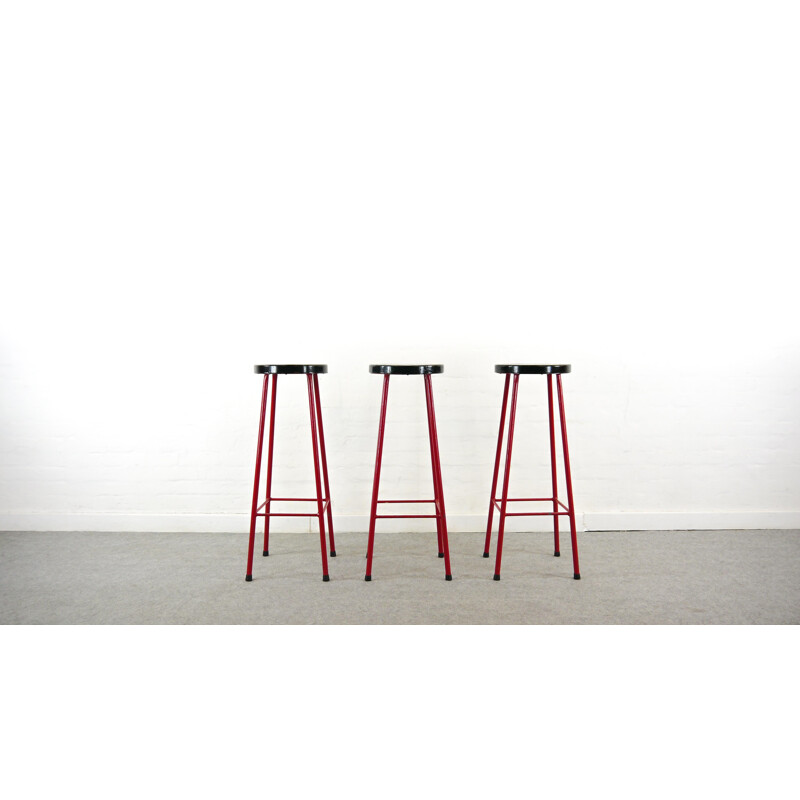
[492, 373, 519, 580]
[246, 373, 270, 581]
[483, 373, 510, 557]
[365, 373, 452, 581]
[246, 372, 335, 582]
[365, 374, 390, 580]
[262, 373, 278, 556]
[557, 373, 580, 579]
[425, 379, 445, 557]
[313, 373, 336, 557]
[424, 373, 452, 578]
[547, 374, 560, 557]
[484, 372, 581, 581]
[306, 373, 330, 581]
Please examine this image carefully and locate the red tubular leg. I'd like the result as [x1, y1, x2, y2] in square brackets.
[312, 374, 336, 557]
[262, 374, 278, 557]
[556, 374, 581, 579]
[365, 374, 390, 581]
[484, 374, 511, 557]
[307, 374, 330, 581]
[493, 374, 519, 580]
[425, 374, 452, 580]
[547, 374, 560, 558]
[246, 374, 269, 581]
[423, 375, 444, 558]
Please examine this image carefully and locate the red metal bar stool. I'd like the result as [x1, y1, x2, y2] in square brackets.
[365, 365, 452, 581]
[483, 364, 581, 581]
[246, 364, 335, 582]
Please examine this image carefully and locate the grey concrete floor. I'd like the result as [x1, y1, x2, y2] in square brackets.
[1, 529, 798, 624]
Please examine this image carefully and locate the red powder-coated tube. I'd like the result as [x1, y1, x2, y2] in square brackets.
[557, 374, 580, 579]
[262, 374, 278, 556]
[493, 374, 519, 580]
[484, 374, 511, 557]
[313, 374, 336, 557]
[365, 374, 390, 580]
[246, 374, 269, 580]
[548, 374, 561, 556]
[307, 374, 329, 580]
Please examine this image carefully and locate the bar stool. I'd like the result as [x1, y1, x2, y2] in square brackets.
[246, 365, 335, 582]
[483, 364, 581, 580]
[365, 365, 452, 581]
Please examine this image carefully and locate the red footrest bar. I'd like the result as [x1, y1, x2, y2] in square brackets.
[256, 498, 331, 517]
[492, 498, 571, 516]
[375, 498, 438, 520]
[377, 499, 435, 503]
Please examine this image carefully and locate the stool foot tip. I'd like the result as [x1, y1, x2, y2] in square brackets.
[438, 552, 444, 558]
[493, 574, 501, 581]
[262, 550, 269, 557]
[322, 575, 330, 582]
[482, 552, 490, 558]
[445, 574, 452, 581]
[330, 550, 336, 557]
[554, 551, 560, 557]
[245, 575, 253, 582]
[364, 575, 372, 582]
[574, 573, 581, 580]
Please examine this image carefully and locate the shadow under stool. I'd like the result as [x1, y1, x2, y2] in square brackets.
[365, 365, 453, 582]
[483, 364, 581, 581]
[246, 364, 335, 582]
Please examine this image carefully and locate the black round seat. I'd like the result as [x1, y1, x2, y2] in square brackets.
[369, 364, 443, 375]
[495, 364, 571, 375]
[254, 364, 327, 374]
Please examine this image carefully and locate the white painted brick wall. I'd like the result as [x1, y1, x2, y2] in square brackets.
[2, 6, 799, 534]
[2, 341, 799, 533]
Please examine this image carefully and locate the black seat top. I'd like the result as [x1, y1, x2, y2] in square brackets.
[369, 365, 443, 375]
[495, 364, 571, 374]
[254, 364, 327, 374]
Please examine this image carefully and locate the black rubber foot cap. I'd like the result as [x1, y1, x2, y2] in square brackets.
[574, 573, 581, 580]
[438, 552, 444, 558]
[330, 550, 336, 557]
[263, 550, 269, 557]
[323, 575, 330, 582]
[482, 552, 489, 558]
[493, 574, 501, 581]
[364, 575, 372, 582]
[554, 551, 560, 557]
[445, 574, 452, 581]
[245, 575, 253, 582]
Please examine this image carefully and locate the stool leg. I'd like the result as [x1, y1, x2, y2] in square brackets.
[312, 374, 336, 557]
[556, 374, 581, 580]
[424, 377, 444, 558]
[365, 374, 390, 581]
[424, 374, 452, 580]
[484, 374, 511, 557]
[547, 374, 560, 558]
[494, 374, 519, 581]
[262, 374, 278, 557]
[307, 374, 330, 582]
[246, 373, 269, 581]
